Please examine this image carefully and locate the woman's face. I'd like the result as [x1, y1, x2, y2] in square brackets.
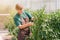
[17, 9, 23, 14]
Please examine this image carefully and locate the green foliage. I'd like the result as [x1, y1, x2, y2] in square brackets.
[4, 8, 60, 40]
[4, 11, 19, 40]
[46, 10, 60, 39]
[30, 9, 60, 40]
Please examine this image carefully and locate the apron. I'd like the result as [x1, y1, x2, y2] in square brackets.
[17, 15, 30, 40]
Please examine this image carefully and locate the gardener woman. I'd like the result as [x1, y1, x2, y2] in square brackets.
[14, 3, 34, 40]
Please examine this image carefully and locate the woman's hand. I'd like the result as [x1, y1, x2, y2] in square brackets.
[27, 22, 34, 26]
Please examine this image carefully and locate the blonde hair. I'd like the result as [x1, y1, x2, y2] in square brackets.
[15, 4, 23, 10]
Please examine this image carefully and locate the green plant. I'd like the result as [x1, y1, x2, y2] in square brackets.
[4, 8, 60, 40]
[4, 10, 19, 40]
[30, 9, 60, 40]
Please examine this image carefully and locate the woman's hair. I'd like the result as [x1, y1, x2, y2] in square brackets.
[15, 4, 23, 10]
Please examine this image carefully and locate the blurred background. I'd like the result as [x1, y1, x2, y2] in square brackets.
[0, 0, 60, 29]
[0, 0, 60, 13]
[0, 0, 60, 40]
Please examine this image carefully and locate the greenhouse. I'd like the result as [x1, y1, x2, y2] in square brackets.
[0, 0, 60, 40]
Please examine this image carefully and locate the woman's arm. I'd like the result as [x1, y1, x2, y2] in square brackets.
[18, 22, 33, 29]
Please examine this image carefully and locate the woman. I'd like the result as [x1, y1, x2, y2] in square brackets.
[14, 3, 34, 40]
